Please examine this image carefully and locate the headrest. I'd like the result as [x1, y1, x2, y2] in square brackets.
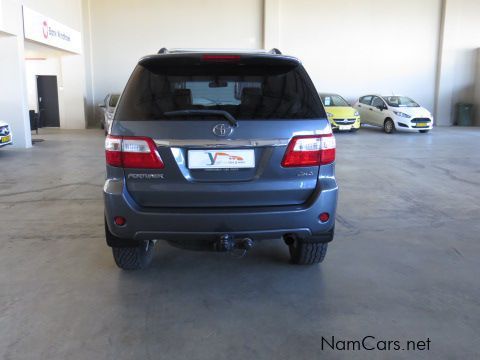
[173, 89, 192, 98]
[241, 87, 262, 102]
[173, 88, 192, 107]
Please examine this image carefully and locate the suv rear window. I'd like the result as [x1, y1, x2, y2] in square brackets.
[115, 55, 325, 121]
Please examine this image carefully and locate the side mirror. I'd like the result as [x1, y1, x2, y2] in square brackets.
[376, 105, 385, 111]
[99, 104, 106, 108]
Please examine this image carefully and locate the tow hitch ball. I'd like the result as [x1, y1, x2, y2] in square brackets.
[215, 234, 254, 254]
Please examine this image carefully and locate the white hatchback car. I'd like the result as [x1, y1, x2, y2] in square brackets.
[354, 95, 433, 133]
[0, 121, 13, 148]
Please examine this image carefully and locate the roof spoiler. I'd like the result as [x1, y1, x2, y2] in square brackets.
[157, 48, 282, 55]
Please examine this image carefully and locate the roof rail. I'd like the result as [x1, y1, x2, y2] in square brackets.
[157, 48, 282, 55]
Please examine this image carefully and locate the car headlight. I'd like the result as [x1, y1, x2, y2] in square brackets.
[326, 112, 334, 118]
[393, 111, 411, 118]
[354, 111, 360, 117]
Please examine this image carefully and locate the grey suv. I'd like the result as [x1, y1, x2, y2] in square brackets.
[104, 49, 338, 270]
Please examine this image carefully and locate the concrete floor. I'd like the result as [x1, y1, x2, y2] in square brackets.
[0, 127, 479, 359]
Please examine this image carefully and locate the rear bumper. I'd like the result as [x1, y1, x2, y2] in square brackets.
[104, 170, 338, 246]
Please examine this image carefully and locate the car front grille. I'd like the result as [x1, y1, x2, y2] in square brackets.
[411, 118, 431, 123]
[411, 118, 431, 127]
[0, 126, 10, 136]
[333, 118, 356, 125]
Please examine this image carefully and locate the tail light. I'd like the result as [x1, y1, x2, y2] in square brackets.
[105, 135, 164, 169]
[281, 134, 336, 167]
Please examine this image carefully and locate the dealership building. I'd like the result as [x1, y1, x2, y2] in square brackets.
[0, 0, 480, 149]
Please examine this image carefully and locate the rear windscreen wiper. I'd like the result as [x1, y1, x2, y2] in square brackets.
[163, 110, 238, 127]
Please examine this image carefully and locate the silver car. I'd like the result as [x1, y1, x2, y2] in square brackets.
[100, 93, 120, 134]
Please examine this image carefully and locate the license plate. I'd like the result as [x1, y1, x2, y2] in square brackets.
[339, 125, 351, 131]
[416, 123, 428, 127]
[188, 149, 255, 169]
[1, 135, 11, 143]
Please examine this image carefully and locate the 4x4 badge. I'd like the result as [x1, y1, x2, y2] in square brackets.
[213, 123, 233, 137]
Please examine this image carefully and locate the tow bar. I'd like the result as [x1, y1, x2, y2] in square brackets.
[214, 234, 254, 257]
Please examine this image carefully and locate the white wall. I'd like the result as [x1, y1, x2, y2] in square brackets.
[83, 0, 263, 121]
[84, 0, 444, 123]
[274, 0, 442, 114]
[21, 0, 84, 31]
[60, 54, 87, 128]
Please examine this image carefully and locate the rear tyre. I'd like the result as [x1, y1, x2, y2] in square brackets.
[105, 220, 155, 270]
[384, 119, 395, 134]
[112, 241, 155, 270]
[419, 130, 429, 133]
[289, 240, 329, 265]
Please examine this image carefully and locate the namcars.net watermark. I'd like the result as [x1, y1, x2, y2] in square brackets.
[321, 336, 431, 352]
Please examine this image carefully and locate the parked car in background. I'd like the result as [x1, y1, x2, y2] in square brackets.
[0, 121, 13, 148]
[354, 95, 433, 133]
[100, 93, 120, 134]
[319, 93, 360, 132]
[103, 49, 338, 270]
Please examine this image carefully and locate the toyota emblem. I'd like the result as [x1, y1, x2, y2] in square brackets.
[212, 123, 233, 137]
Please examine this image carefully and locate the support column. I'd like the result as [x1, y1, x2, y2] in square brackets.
[0, 0, 32, 148]
[434, 0, 480, 126]
[263, 0, 280, 50]
[473, 49, 480, 126]
[434, 0, 455, 126]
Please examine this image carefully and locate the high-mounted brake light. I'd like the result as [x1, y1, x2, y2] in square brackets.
[281, 134, 336, 167]
[105, 135, 164, 169]
[201, 54, 241, 62]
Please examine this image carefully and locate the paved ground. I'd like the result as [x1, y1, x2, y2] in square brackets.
[0, 127, 479, 359]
